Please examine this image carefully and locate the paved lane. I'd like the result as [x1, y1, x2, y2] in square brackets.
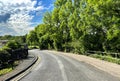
[20, 49, 120, 81]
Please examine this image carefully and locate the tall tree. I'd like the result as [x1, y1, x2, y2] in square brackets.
[26, 30, 38, 46]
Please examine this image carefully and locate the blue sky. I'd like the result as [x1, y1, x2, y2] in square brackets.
[0, 0, 55, 36]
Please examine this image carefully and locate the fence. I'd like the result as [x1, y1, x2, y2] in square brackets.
[86, 50, 120, 58]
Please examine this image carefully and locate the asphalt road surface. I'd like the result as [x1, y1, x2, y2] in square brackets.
[20, 49, 120, 81]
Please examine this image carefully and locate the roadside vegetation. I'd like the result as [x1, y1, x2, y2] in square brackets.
[26, 0, 120, 64]
[0, 36, 28, 76]
[0, 60, 19, 76]
[0, 67, 12, 76]
[28, 46, 39, 50]
[89, 54, 120, 64]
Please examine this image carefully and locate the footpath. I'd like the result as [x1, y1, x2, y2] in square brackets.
[0, 52, 37, 81]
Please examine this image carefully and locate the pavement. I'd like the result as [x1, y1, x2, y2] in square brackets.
[0, 50, 38, 81]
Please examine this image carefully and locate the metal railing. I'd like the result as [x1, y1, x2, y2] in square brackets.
[86, 50, 120, 58]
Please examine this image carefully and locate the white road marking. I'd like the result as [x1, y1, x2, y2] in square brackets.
[11, 56, 41, 81]
[33, 56, 42, 71]
[46, 52, 68, 81]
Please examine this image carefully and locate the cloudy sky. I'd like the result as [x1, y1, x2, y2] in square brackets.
[0, 0, 55, 36]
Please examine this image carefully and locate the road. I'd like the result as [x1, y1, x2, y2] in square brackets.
[20, 49, 120, 81]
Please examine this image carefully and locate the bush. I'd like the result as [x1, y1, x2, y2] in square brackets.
[0, 40, 29, 71]
[5, 40, 21, 50]
[2, 46, 12, 54]
[0, 49, 11, 63]
[0, 49, 11, 69]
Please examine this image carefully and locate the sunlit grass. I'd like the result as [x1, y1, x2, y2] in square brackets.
[0, 60, 19, 76]
[89, 54, 120, 65]
[0, 67, 12, 76]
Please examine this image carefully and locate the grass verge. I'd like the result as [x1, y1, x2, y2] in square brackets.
[0, 60, 19, 76]
[0, 67, 12, 76]
[89, 54, 120, 65]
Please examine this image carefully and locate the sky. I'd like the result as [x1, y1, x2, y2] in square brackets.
[0, 0, 55, 36]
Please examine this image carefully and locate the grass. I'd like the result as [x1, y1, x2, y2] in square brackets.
[14, 60, 19, 66]
[0, 67, 12, 76]
[0, 60, 19, 76]
[89, 54, 120, 65]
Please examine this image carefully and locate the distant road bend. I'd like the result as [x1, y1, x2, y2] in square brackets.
[20, 49, 120, 81]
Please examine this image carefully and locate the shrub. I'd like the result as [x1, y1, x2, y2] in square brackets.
[2, 46, 12, 54]
[0, 49, 11, 69]
[0, 49, 11, 63]
[5, 40, 21, 50]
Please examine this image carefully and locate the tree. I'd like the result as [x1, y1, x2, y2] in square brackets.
[27, 0, 120, 54]
[26, 30, 38, 46]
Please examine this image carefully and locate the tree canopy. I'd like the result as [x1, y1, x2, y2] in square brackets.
[26, 0, 120, 53]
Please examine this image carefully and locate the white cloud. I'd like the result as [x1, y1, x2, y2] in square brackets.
[1, 0, 31, 4]
[0, 0, 44, 36]
[38, 1, 42, 6]
[44, 4, 54, 10]
[35, 6, 44, 11]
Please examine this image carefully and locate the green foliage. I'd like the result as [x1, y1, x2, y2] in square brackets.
[0, 60, 20, 76]
[26, 0, 120, 55]
[90, 54, 120, 64]
[0, 35, 12, 40]
[5, 40, 21, 50]
[0, 67, 12, 76]
[0, 35, 28, 72]
[28, 46, 39, 49]
[1, 46, 12, 53]
[0, 49, 10, 63]
[0, 35, 26, 44]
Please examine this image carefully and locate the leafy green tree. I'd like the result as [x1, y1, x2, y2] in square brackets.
[26, 0, 120, 54]
[26, 30, 38, 46]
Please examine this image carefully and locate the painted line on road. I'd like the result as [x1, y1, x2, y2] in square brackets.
[32, 55, 42, 71]
[46, 52, 68, 81]
[11, 56, 41, 81]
